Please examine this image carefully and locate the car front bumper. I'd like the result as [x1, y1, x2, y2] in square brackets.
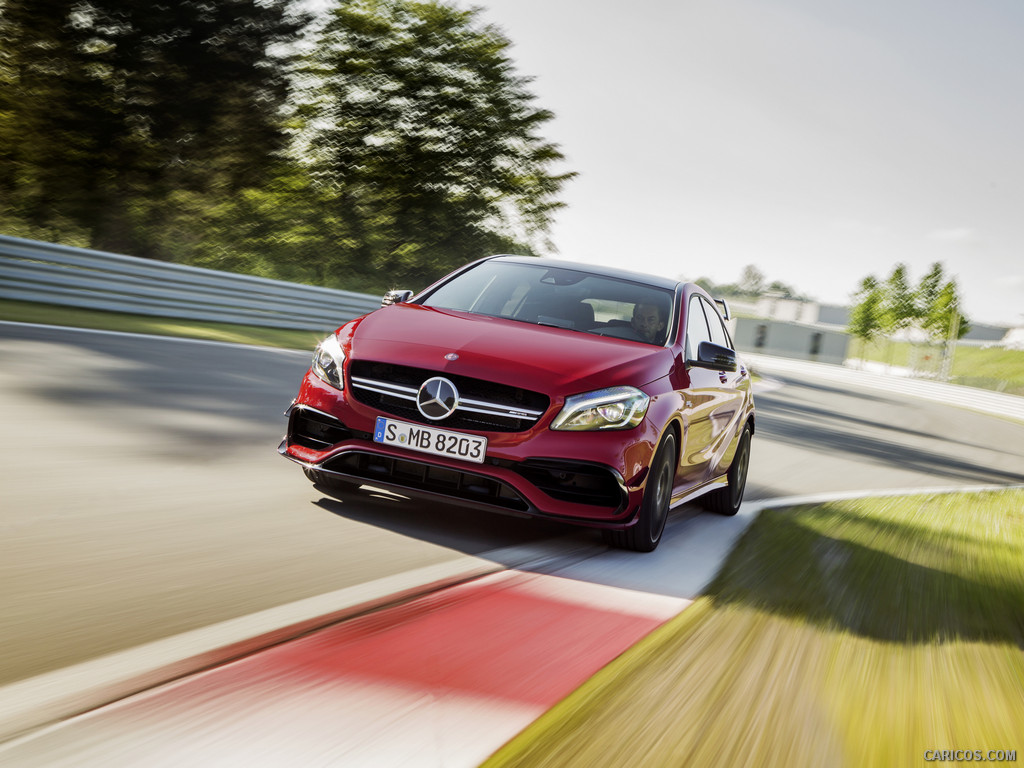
[279, 371, 663, 529]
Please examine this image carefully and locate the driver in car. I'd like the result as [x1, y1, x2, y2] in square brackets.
[631, 301, 667, 344]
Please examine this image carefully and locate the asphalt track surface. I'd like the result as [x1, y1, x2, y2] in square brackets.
[2, 322, 1023, 762]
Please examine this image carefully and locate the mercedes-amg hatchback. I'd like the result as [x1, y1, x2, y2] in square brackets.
[280, 255, 754, 551]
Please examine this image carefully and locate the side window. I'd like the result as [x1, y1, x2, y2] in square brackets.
[685, 296, 712, 360]
[701, 299, 731, 349]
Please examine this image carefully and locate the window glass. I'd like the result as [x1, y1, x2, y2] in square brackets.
[421, 260, 674, 346]
[424, 261, 537, 316]
[701, 299, 730, 349]
[685, 295, 712, 360]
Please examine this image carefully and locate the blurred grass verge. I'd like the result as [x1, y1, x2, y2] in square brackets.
[851, 341, 1024, 396]
[484, 490, 1024, 767]
[0, 299, 326, 350]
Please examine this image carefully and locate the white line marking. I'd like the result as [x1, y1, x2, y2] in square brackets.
[0, 320, 312, 355]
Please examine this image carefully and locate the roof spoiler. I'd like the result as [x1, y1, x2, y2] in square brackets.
[714, 298, 732, 320]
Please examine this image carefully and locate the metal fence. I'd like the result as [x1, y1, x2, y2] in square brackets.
[0, 234, 381, 331]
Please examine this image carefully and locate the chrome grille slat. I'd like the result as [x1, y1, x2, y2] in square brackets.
[352, 375, 539, 421]
[348, 361, 549, 433]
[456, 403, 543, 419]
[350, 377, 418, 401]
[457, 396, 544, 417]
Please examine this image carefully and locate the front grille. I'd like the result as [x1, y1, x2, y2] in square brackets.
[289, 407, 352, 450]
[349, 361, 549, 433]
[322, 451, 529, 512]
[514, 459, 625, 509]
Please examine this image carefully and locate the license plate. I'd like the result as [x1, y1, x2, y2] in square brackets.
[373, 417, 487, 464]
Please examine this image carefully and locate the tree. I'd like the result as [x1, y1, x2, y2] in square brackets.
[929, 280, 971, 341]
[168, 165, 366, 290]
[850, 263, 972, 374]
[848, 275, 884, 354]
[297, 0, 574, 286]
[916, 263, 971, 342]
[739, 265, 765, 295]
[915, 262, 945, 327]
[0, 0, 308, 256]
[880, 263, 916, 335]
[766, 280, 800, 299]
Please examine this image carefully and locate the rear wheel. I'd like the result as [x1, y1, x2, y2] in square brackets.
[700, 423, 751, 516]
[604, 431, 676, 552]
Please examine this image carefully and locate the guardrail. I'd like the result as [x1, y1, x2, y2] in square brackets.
[0, 234, 381, 331]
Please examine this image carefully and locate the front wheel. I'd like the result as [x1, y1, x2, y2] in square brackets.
[604, 431, 677, 552]
[700, 423, 751, 516]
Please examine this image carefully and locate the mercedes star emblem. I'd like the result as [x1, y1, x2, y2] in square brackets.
[417, 377, 459, 421]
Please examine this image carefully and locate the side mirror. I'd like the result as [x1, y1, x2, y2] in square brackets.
[690, 341, 738, 372]
[381, 289, 413, 307]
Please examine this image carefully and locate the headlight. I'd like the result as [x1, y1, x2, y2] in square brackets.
[311, 334, 345, 390]
[551, 386, 650, 431]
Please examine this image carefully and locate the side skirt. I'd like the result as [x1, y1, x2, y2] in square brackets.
[669, 475, 728, 509]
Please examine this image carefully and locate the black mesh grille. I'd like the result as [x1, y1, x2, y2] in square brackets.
[289, 408, 352, 450]
[322, 452, 529, 512]
[349, 360, 549, 433]
[514, 459, 625, 509]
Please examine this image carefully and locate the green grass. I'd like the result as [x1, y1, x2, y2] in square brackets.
[484, 490, 1024, 768]
[0, 299, 327, 351]
[852, 339, 1024, 396]
[953, 347, 1024, 396]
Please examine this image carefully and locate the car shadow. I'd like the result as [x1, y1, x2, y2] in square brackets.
[311, 483, 600, 566]
[310, 478, 762, 599]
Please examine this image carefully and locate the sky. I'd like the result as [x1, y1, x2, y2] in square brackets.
[443, 0, 1024, 327]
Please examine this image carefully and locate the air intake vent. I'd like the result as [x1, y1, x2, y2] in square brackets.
[322, 452, 529, 512]
[289, 408, 351, 450]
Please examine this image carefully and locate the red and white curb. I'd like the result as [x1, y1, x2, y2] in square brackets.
[0, 570, 687, 767]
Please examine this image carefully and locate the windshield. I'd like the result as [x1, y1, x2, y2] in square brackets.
[420, 260, 675, 346]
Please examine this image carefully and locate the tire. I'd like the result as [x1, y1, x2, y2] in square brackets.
[604, 431, 676, 552]
[700, 423, 751, 516]
[302, 466, 360, 493]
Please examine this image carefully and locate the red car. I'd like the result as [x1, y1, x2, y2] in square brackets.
[280, 256, 754, 551]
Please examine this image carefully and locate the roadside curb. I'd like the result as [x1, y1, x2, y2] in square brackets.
[0, 533, 606, 745]
[0, 560, 508, 744]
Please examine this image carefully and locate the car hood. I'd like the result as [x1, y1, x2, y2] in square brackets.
[345, 304, 673, 394]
